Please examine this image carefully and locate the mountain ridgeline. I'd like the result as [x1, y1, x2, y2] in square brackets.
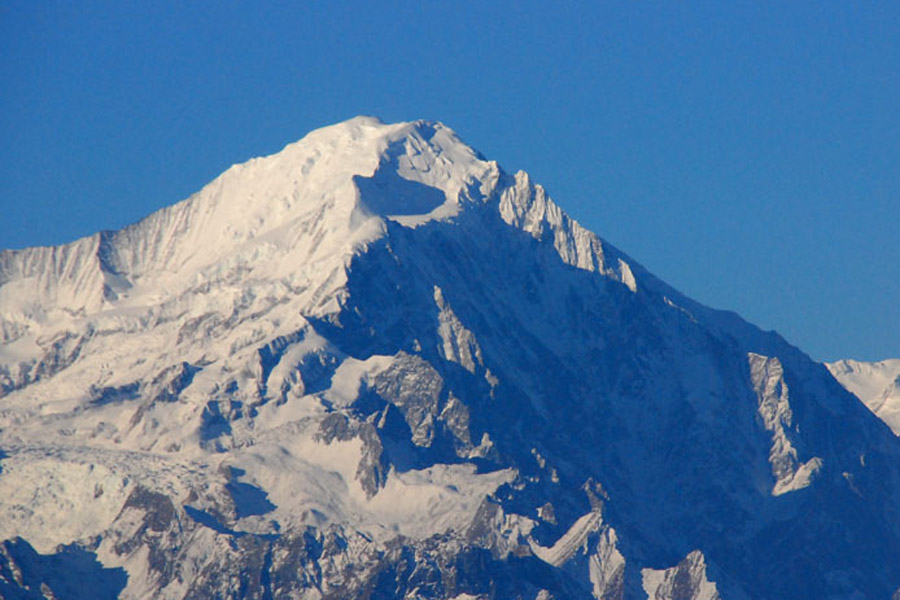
[1, 117, 899, 599]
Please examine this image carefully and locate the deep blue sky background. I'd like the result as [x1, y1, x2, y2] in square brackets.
[1, 2, 898, 362]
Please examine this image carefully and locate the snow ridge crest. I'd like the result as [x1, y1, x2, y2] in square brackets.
[0, 117, 637, 347]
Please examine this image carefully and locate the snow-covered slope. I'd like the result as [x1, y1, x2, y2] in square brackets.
[828, 359, 900, 435]
[2, 117, 900, 600]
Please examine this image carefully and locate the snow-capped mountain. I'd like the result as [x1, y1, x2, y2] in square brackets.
[2, 117, 899, 599]
[828, 359, 900, 435]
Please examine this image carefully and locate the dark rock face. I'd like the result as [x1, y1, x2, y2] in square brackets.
[121, 486, 176, 533]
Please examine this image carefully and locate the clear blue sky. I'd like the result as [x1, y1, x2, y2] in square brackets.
[1, 2, 898, 362]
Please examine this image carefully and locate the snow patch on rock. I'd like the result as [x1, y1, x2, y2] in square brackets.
[642, 550, 721, 600]
[749, 353, 823, 495]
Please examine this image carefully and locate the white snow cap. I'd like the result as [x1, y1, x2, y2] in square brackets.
[0, 117, 499, 336]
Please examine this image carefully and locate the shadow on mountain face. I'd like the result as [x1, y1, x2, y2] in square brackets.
[0, 538, 127, 600]
[353, 150, 445, 218]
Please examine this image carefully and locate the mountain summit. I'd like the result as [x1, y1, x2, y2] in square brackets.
[1, 118, 899, 599]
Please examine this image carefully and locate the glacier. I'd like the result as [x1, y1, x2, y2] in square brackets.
[1, 116, 900, 599]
